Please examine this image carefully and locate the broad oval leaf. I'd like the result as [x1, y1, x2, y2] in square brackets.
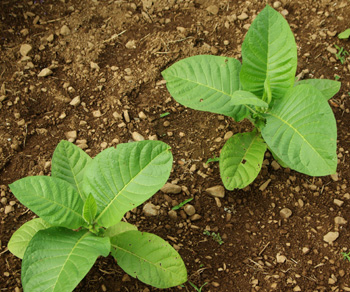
[9, 176, 85, 229]
[22, 227, 110, 292]
[105, 221, 138, 238]
[8, 218, 51, 259]
[261, 84, 337, 176]
[52, 140, 92, 201]
[240, 5, 297, 102]
[295, 79, 341, 100]
[162, 55, 251, 121]
[220, 131, 267, 190]
[83, 194, 97, 224]
[83, 140, 173, 228]
[111, 230, 187, 288]
[338, 28, 350, 39]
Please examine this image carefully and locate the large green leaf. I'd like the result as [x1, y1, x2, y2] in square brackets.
[83, 140, 173, 228]
[111, 230, 187, 288]
[240, 5, 297, 102]
[220, 131, 267, 190]
[105, 221, 137, 238]
[295, 79, 341, 100]
[10, 176, 85, 229]
[8, 218, 51, 259]
[52, 140, 92, 200]
[162, 55, 251, 121]
[22, 227, 110, 292]
[261, 84, 337, 176]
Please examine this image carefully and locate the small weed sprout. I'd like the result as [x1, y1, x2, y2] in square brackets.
[203, 230, 224, 245]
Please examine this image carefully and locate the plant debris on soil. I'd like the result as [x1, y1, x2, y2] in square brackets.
[1, 0, 350, 291]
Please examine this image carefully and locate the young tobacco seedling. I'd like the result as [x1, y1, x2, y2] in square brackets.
[8, 140, 187, 292]
[162, 5, 341, 190]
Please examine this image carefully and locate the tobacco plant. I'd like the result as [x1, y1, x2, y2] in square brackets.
[162, 5, 340, 190]
[8, 140, 187, 291]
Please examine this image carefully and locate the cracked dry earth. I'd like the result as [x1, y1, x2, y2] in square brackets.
[1, 0, 350, 291]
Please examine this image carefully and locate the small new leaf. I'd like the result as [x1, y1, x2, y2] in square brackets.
[83, 194, 97, 224]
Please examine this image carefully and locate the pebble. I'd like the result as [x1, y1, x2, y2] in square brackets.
[65, 130, 77, 142]
[302, 247, 310, 254]
[70, 96, 81, 106]
[132, 132, 144, 141]
[206, 5, 219, 15]
[331, 173, 339, 181]
[334, 217, 347, 225]
[190, 214, 201, 221]
[5, 205, 14, 214]
[161, 183, 182, 194]
[38, 68, 53, 77]
[237, 12, 249, 20]
[273, 1, 281, 8]
[122, 274, 131, 282]
[323, 231, 339, 244]
[224, 131, 233, 140]
[20, 44, 32, 57]
[93, 110, 102, 118]
[90, 62, 100, 70]
[334, 199, 344, 207]
[281, 9, 289, 16]
[143, 202, 159, 216]
[327, 46, 337, 54]
[280, 208, 292, 219]
[60, 25, 71, 36]
[271, 160, 280, 170]
[259, 179, 271, 191]
[125, 40, 136, 49]
[206, 185, 225, 198]
[184, 204, 196, 216]
[168, 210, 177, 220]
[123, 110, 130, 123]
[293, 286, 301, 292]
[276, 253, 286, 263]
[138, 111, 147, 120]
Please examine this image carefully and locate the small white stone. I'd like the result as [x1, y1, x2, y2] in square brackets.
[206, 5, 219, 15]
[276, 253, 286, 263]
[38, 68, 53, 77]
[334, 199, 344, 207]
[334, 216, 347, 225]
[330, 173, 339, 181]
[184, 204, 196, 216]
[224, 131, 233, 140]
[65, 130, 77, 141]
[20, 44, 32, 57]
[60, 25, 71, 36]
[161, 183, 182, 194]
[143, 202, 158, 216]
[69, 96, 81, 106]
[237, 12, 249, 20]
[132, 132, 144, 141]
[125, 40, 136, 49]
[206, 185, 225, 198]
[302, 247, 310, 254]
[273, 1, 281, 8]
[323, 231, 339, 244]
[5, 205, 14, 214]
[92, 110, 102, 118]
[90, 62, 100, 70]
[280, 208, 292, 219]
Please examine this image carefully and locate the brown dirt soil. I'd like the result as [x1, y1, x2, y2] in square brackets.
[1, 0, 350, 291]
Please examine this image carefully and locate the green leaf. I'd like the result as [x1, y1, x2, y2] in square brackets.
[83, 140, 173, 228]
[52, 140, 92, 201]
[111, 230, 187, 288]
[338, 28, 350, 39]
[231, 90, 268, 108]
[295, 79, 341, 100]
[83, 194, 97, 224]
[220, 131, 267, 190]
[240, 5, 297, 102]
[8, 218, 51, 259]
[105, 221, 138, 238]
[162, 55, 251, 121]
[22, 227, 110, 292]
[262, 84, 337, 176]
[10, 176, 85, 229]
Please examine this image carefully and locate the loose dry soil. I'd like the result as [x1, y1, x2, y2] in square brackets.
[1, 0, 350, 291]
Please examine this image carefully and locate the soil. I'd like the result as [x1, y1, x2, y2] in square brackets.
[1, 0, 350, 291]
